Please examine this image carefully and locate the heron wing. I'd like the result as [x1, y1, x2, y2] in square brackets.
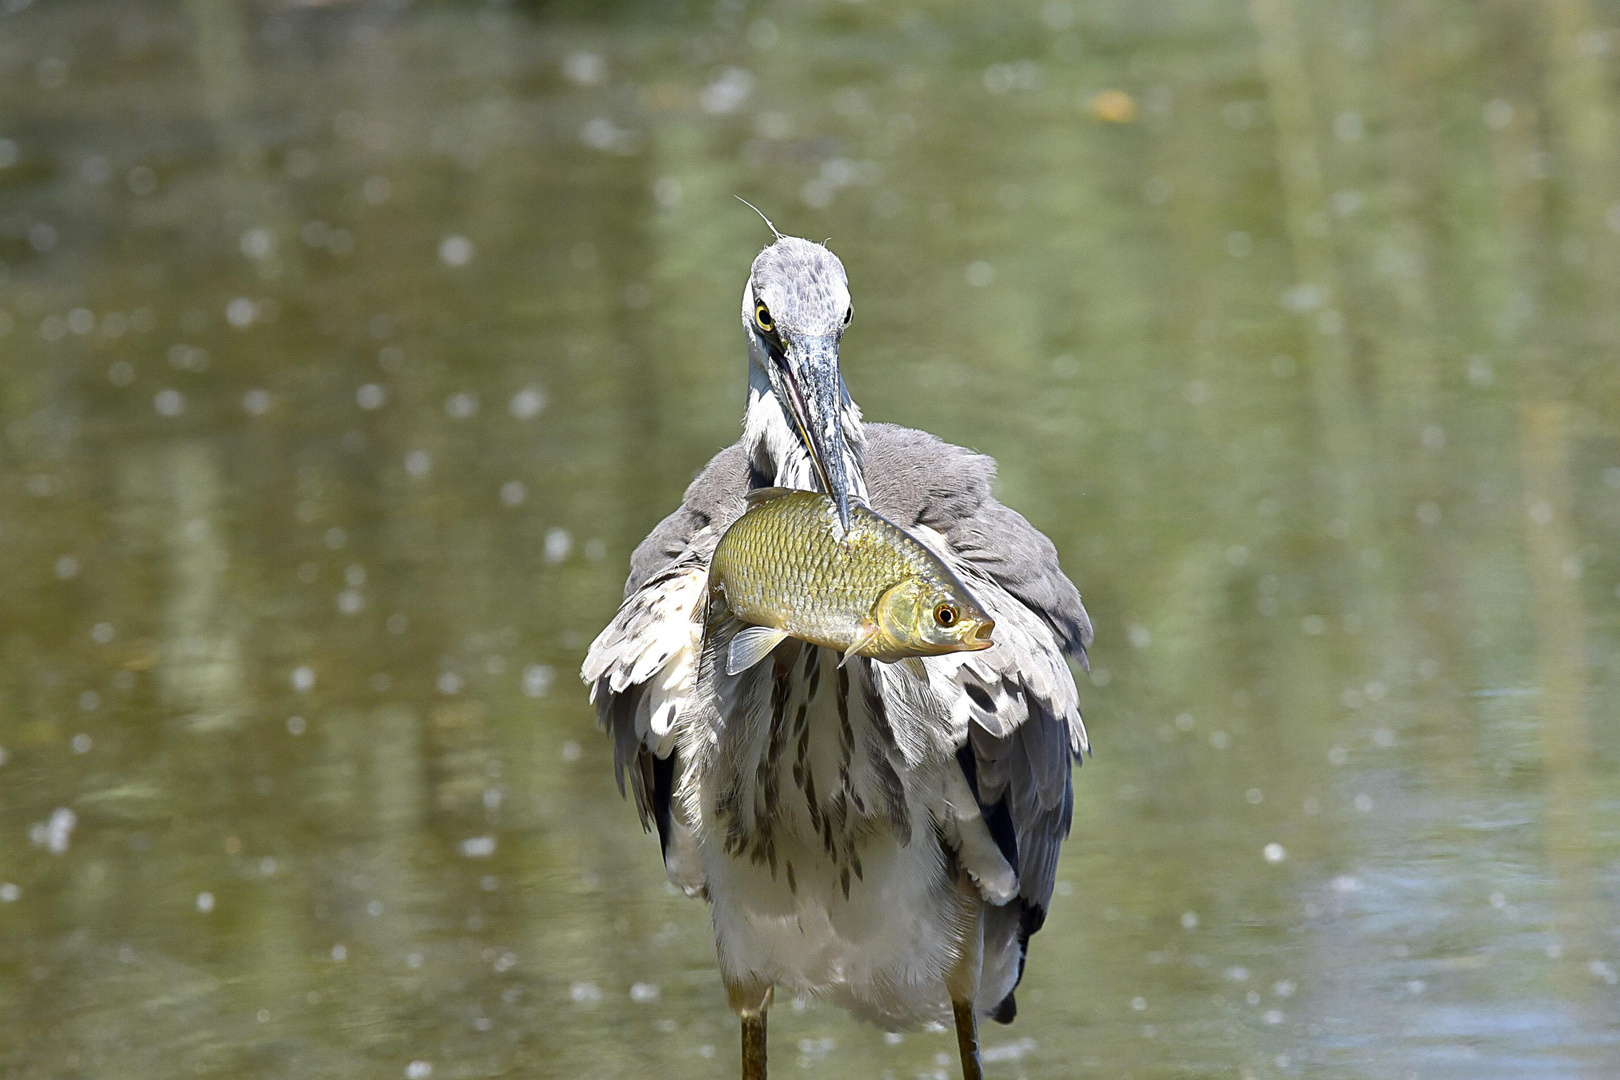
[581, 445, 751, 894]
[861, 423, 1090, 1015]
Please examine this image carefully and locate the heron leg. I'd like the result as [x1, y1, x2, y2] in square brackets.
[726, 977, 773, 1080]
[946, 876, 986, 1080]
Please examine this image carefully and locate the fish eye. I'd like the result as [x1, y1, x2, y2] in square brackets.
[755, 304, 774, 334]
[933, 603, 959, 628]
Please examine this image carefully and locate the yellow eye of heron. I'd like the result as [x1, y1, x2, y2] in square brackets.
[934, 604, 959, 628]
[755, 304, 774, 333]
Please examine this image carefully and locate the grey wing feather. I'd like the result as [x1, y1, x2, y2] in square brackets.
[862, 422, 1091, 925]
[582, 443, 750, 894]
[864, 423, 1093, 666]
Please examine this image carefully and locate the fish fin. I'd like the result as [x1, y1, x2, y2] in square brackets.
[840, 620, 879, 668]
[727, 625, 789, 675]
[896, 656, 928, 680]
[743, 486, 795, 506]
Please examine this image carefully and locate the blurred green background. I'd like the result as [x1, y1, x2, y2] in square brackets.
[2, 0, 1619, 1077]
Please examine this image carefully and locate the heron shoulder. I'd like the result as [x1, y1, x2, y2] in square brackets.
[627, 424, 1091, 664]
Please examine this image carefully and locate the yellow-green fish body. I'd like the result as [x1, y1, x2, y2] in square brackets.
[709, 488, 994, 674]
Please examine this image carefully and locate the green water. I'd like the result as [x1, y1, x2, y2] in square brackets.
[2, 1, 1619, 1077]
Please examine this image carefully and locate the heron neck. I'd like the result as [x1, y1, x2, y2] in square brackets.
[743, 361, 868, 499]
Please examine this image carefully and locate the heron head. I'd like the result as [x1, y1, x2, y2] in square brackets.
[742, 235, 857, 531]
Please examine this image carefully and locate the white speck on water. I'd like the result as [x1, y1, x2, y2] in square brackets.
[407, 952, 424, 969]
[1127, 624, 1151, 648]
[1332, 875, 1360, 893]
[31, 807, 77, 854]
[286, 715, 306, 735]
[331, 943, 348, 962]
[500, 481, 527, 507]
[1301, 614, 1325, 635]
[570, 981, 602, 1006]
[243, 388, 272, 415]
[154, 389, 184, 416]
[1328, 745, 1349, 766]
[965, 260, 994, 287]
[1489, 891, 1507, 909]
[55, 554, 80, 579]
[405, 1061, 432, 1080]
[404, 449, 431, 478]
[226, 297, 256, 328]
[291, 666, 315, 692]
[240, 228, 276, 260]
[71, 732, 92, 752]
[196, 891, 215, 913]
[366, 900, 383, 917]
[523, 664, 554, 698]
[461, 836, 496, 858]
[630, 982, 660, 1003]
[108, 360, 135, 386]
[439, 235, 474, 267]
[1263, 1009, 1284, 1025]
[544, 528, 572, 564]
[357, 383, 387, 409]
[0, 883, 18, 903]
[1180, 911, 1199, 930]
[509, 385, 546, 419]
[1263, 842, 1287, 864]
[564, 51, 606, 85]
[1591, 960, 1619, 985]
[480, 875, 499, 892]
[1529, 500, 1554, 526]
[437, 672, 462, 695]
[701, 67, 754, 114]
[1374, 727, 1396, 748]
[323, 526, 346, 549]
[1175, 712, 1195, 731]
[1246, 788, 1263, 804]
[445, 391, 479, 419]
[1131, 996, 1147, 1011]
[1273, 979, 1296, 998]
[1226, 966, 1249, 982]
[344, 565, 366, 586]
[1225, 230, 1254, 258]
[883, 1032, 904, 1046]
[560, 741, 582, 763]
[337, 589, 365, 615]
[1354, 792, 1374, 813]
[982, 1038, 1035, 1063]
[259, 857, 277, 876]
[1209, 731, 1229, 749]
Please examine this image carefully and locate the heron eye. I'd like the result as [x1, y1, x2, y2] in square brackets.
[755, 304, 774, 334]
[933, 604, 959, 628]
[843, 307, 853, 326]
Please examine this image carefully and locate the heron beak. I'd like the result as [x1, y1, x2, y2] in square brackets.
[776, 335, 854, 534]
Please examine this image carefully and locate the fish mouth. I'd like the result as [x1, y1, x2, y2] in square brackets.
[966, 620, 996, 650]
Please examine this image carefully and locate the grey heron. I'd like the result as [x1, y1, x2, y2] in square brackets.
[582, 224, 1091, 1080]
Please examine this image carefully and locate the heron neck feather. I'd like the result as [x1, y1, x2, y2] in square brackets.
[744, 362, 868, 499]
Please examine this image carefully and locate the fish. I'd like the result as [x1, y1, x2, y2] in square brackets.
[708, 487, 995, 675]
